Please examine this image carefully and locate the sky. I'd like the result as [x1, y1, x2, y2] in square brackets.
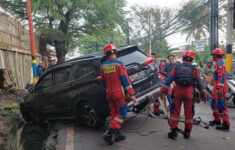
[127, 0, 186, 9]
[126, 0, 191, 48]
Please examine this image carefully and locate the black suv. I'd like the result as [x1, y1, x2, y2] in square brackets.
[20, 45, 160, 128]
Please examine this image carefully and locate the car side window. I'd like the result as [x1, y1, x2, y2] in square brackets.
[54, 67, 71, 86]
[74, 63, 98, 80]
[36, 73, 52, 91]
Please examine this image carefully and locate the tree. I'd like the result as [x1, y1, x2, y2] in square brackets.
[78, 30, 126, 54]
[0, 0, 127, 62]
[177, 0, 210, 41]
[177, 0, 225, 42]
[129, 6, 172, 57]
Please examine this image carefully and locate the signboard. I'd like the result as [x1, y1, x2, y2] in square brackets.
[195, 40, 206, 51]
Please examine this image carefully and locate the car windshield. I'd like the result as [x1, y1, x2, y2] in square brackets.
[118, 50, 148, 65]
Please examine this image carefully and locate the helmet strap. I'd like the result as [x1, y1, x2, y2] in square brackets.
[213, 54, 223, 59]
[111, 50, 116, 54]
[183, 56, 193, 62]
[105, 49, 116, 56]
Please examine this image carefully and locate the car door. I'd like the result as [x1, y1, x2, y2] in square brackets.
[71, 61, 108, 116]
[47, 65, 73, 118]
[33, 72, 53, 117]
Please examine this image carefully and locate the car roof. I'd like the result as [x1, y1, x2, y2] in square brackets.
[46, 45, 138, 72]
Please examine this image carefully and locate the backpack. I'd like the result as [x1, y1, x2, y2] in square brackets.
[175, 64, 195, 87]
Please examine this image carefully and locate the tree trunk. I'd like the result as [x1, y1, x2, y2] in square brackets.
[55, 40, 66, 63]
[54, 10, 71, 63]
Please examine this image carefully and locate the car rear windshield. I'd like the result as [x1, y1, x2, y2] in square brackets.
[117, 49, 148, 65]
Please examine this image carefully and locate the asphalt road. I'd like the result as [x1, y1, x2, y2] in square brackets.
[50, 103, 235, 150]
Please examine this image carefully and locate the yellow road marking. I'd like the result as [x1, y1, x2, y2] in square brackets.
[65, 127, 74, 150]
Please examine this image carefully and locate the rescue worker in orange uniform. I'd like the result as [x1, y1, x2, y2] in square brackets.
[100, 44, 138, 144]
[161, 50, 207, 139]
[209, 48, 230, 130]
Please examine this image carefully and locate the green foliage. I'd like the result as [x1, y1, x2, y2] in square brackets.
[177, 0, 224, 42]
[195, 51, 208, 64]
[11, 102, 18, 108]
[177, 0, 210, 41]
[78, 30, 126, 54]
[0, 0, 127, 61]
[10, 102, 19, 114]
[193, 45, 211, 64]
[130, 6, 172, 57]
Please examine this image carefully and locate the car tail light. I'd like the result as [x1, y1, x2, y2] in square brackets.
[144, 58, 154, 66]
[96, 76, 102, 81]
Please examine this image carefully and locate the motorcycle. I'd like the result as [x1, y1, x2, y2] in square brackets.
[227, 76, 235, 107]
[204, 76, 235, 108]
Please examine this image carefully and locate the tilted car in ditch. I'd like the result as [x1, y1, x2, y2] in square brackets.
[20, 45, 161, 128]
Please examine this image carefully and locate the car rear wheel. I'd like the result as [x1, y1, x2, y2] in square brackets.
[80, 102, 105, 129]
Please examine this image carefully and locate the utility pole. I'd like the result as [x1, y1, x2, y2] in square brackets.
[215, 0, 219, 48]
[210, 0, 219, 52]
[27, 0, 37, 84]
[126, 30, 130, 45]
[149, 11, 152, 54]
[225, 0, 234, 74]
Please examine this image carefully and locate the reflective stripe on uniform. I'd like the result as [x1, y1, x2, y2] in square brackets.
[114, 117, 123, 123]
[220, 112, 228, 116]
[185, 119, 193, 123]
[218, 83, 224, 86]
[102, 63, 120, 67]
[121, 86, 125, 95]
[170, 117, 180, 121]
[125, 85, 133, 90]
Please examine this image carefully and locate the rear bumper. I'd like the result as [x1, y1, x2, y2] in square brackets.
[127, 87, 160, 109]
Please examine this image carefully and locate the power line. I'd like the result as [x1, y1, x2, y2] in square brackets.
[131, 6, 211, 42]
[160, 0, 210, 32]
[131, 0, 226, 43]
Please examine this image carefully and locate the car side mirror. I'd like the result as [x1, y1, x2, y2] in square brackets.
[35, 85, 45, 92]
[28, 87, 34, 93]
[25, 83, 35, 93]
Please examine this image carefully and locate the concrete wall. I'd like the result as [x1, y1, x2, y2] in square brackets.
[0, 12, 42, 89]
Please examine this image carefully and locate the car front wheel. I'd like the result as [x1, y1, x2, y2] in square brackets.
[80, 102, 105, 129]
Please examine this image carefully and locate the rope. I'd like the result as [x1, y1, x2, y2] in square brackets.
[102, 93, 210, 136]
[122, 95, 210, 136]
[122, 96, 159, 136]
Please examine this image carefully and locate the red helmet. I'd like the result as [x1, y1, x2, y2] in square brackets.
[182, 50, 196, 60]
[103, 44, 117, 54]
[212, 48, 225, 55]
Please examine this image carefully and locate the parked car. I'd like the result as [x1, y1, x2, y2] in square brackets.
[20, 45, 161, 128]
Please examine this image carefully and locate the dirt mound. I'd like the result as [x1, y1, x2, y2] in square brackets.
[0, 89, 28, 148]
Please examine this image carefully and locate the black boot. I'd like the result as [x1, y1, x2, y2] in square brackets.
[102, 128, 114, 145]
[183, 129, 190, 139]
[168, 128, 178, 139]
[114, 130, 126, 142]
[209, 120, 221, 126]
[216, 122, 230, 130]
